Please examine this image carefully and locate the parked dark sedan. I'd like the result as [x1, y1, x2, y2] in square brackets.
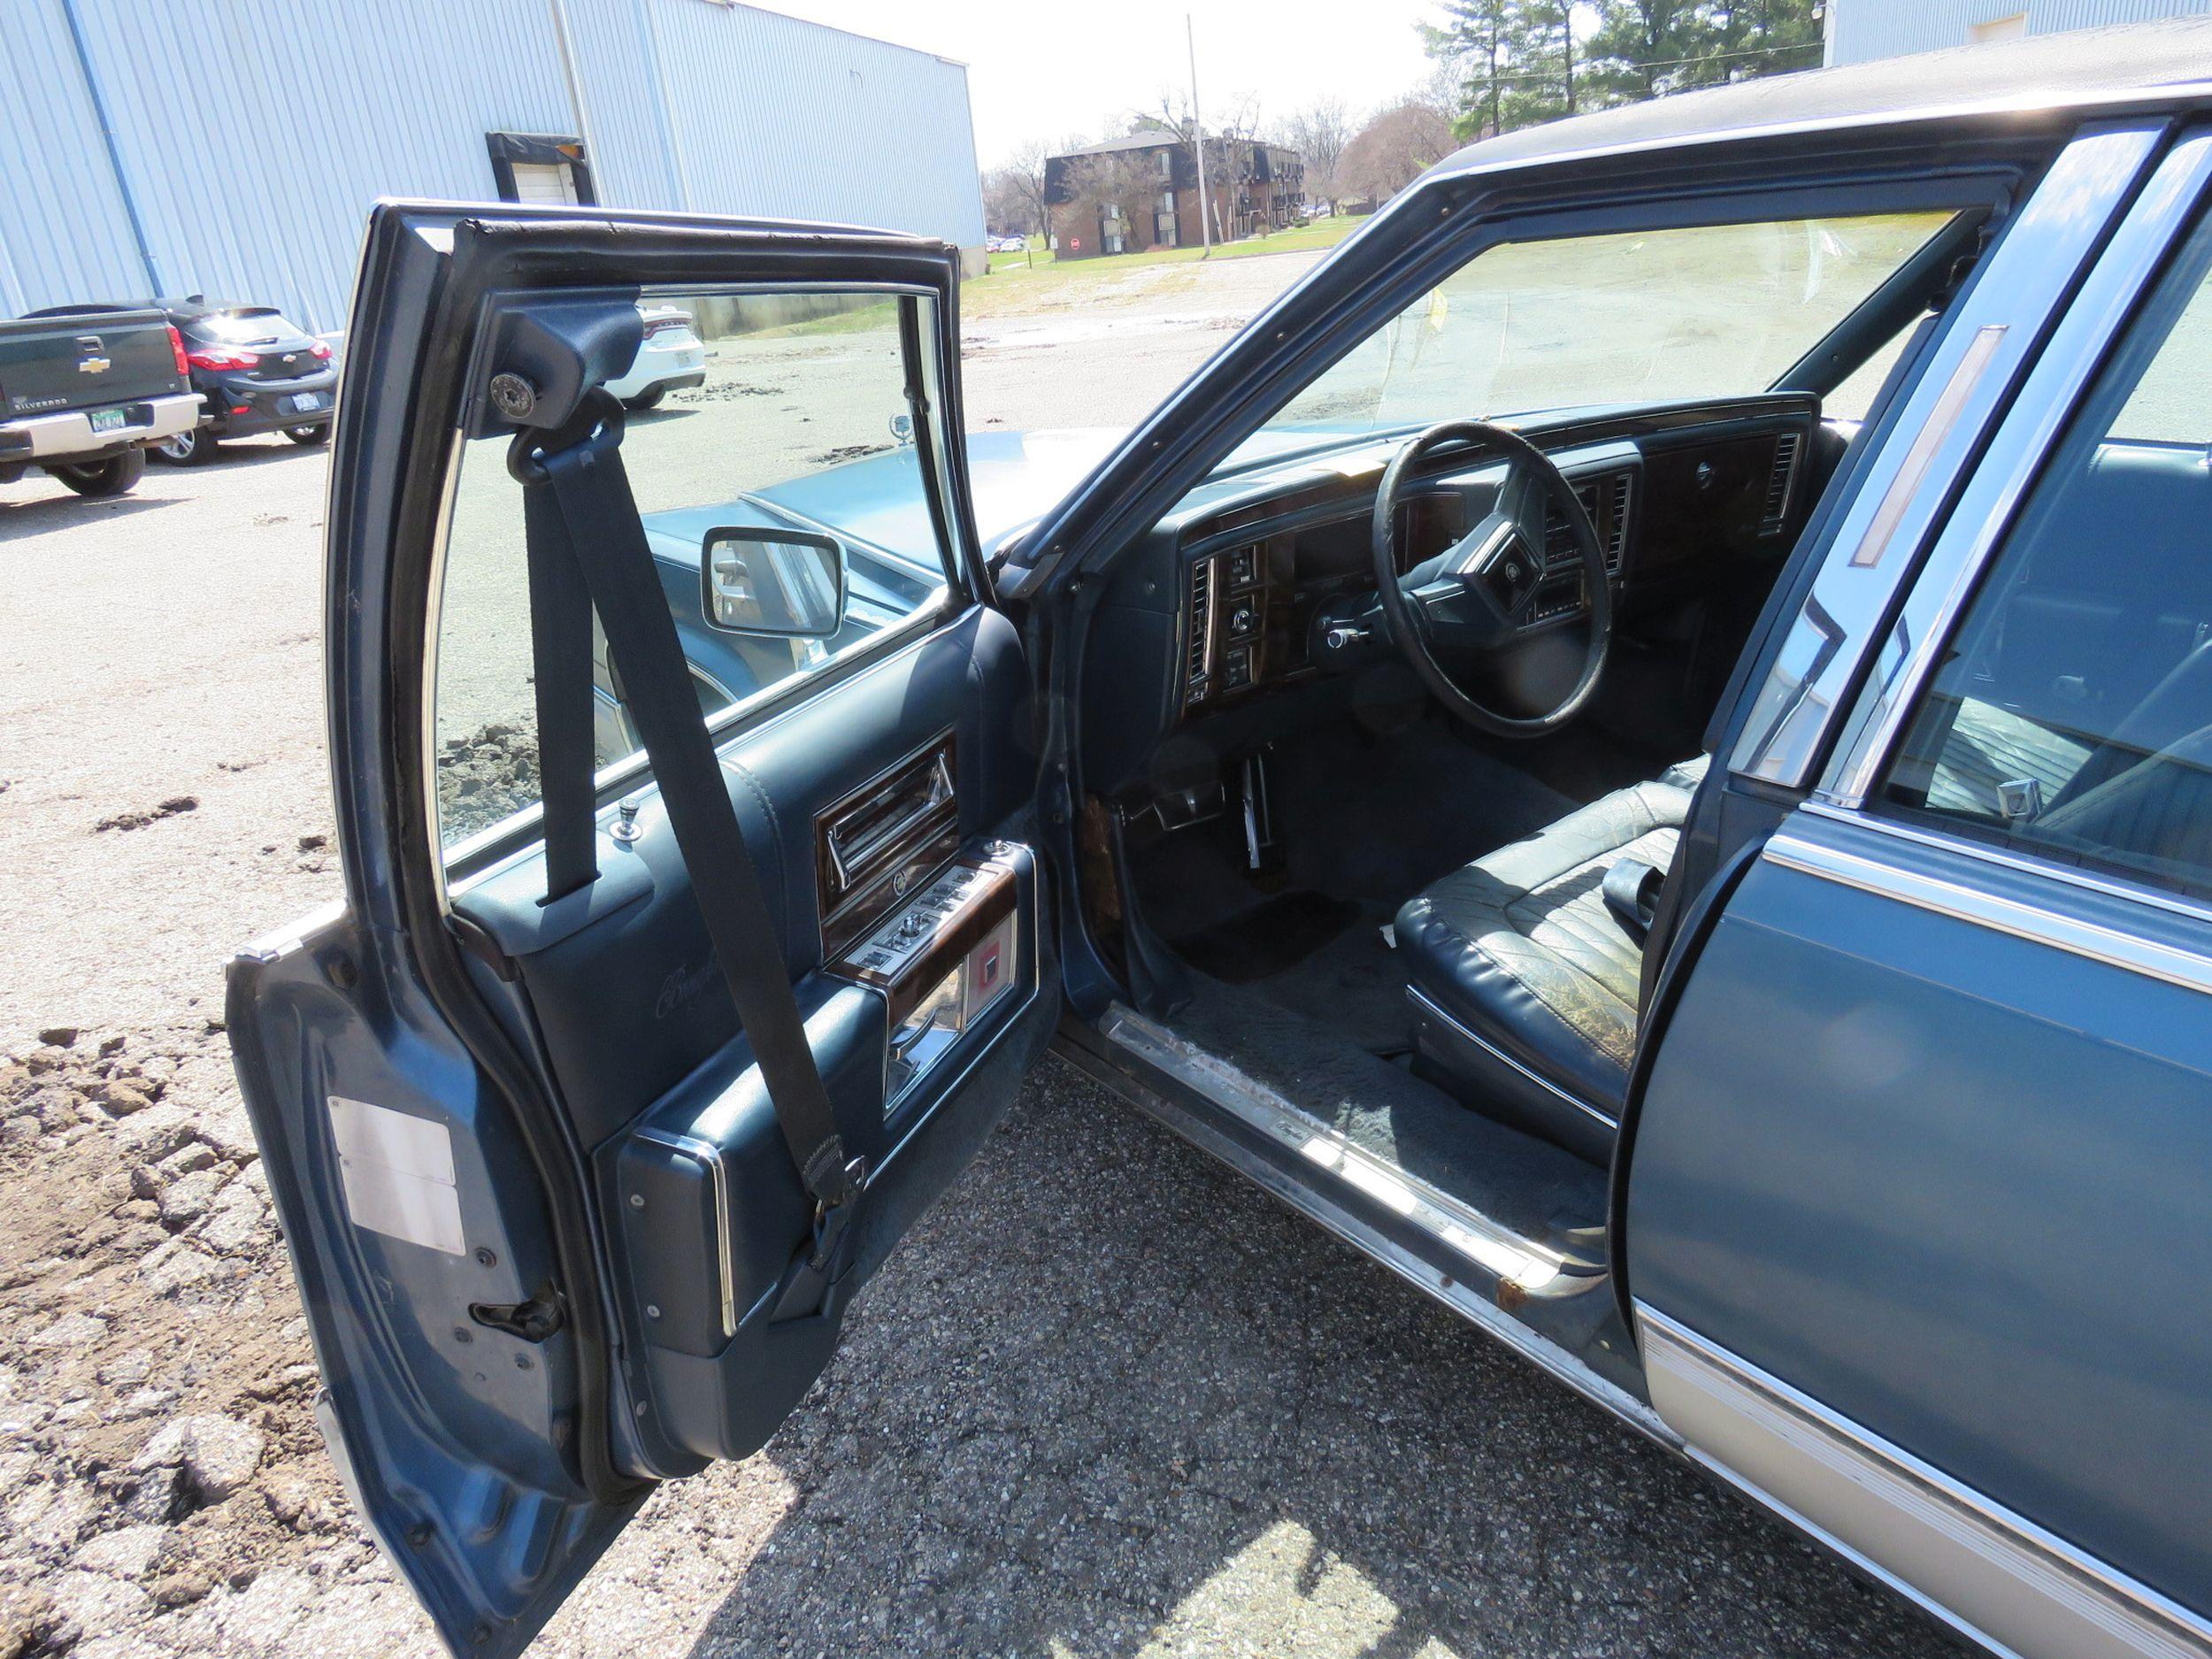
[153, 297, 335, 463]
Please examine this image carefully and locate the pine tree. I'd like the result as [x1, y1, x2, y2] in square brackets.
[1583, 0, 1712, 104]
[1423, 0, 1516, 140]
[1425, 0, 1580, 137]
[1426, 0, 1822, 136]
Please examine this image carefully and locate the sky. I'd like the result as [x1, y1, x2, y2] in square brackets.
[767, 1, 1441, 166]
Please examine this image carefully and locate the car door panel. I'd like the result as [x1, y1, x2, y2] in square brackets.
[450, 604, 1032, 1147]
[1625, 807, 2212, 1652]
[228, 204, 1054, 1659]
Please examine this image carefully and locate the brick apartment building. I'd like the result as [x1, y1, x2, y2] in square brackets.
[1043, 131, 1304, 258]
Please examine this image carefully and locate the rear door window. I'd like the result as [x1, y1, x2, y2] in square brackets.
[1879, 219, 2212, 899]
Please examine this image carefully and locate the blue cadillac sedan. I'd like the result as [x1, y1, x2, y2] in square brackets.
[233, 21, 2212, 1659]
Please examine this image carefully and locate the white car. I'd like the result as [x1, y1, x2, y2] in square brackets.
[603, 303, 704, 410]
[988, 234, 1026, 253]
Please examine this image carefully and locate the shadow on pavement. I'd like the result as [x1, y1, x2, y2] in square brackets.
[677, 1060, 1961, 1659]
[0, 491, 171, 542]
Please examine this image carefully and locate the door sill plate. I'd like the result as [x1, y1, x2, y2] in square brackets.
[1060, 1004, 1669, 1445]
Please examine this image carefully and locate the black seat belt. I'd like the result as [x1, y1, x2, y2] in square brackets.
[512, 390, 865, 1319]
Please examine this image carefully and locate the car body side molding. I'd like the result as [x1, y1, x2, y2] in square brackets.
[1639, 1304, 2212, 1659]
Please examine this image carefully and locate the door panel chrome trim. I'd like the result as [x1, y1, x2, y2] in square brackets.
[632, 1129, 735, 1338]
[1406, 985, 1619, 1132]
[1763, 829, 2212, 997]
[1729, 123, 2165, 790]
[1638, 1304, 2212, 1659]
[1822, 128, 2212, 808]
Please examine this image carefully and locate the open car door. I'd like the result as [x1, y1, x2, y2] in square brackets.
[226, 204, 1058, 1656]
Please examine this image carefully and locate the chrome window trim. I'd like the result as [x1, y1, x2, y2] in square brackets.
[1728, 123, 2167, 789]
[1405, 985, 1619, 1133]
[1638, 1303, 2212, 1659]
[1763, 825, 2212, 997]
[1820, 127, 2212, 808]
[1800, 797, 2212, 933]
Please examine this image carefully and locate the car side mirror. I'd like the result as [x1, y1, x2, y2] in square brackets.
[699, 526, 846, 639]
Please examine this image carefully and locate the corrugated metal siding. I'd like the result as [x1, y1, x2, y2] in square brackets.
[561, 0, 683, 211]
[0, 0, 154, 315]
[642, 1, 984, 242]
[69, 0, 575, 330]
[2, 0, 984, 332]
[1828, 0, 2212, 65]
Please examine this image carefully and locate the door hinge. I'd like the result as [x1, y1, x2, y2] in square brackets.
[470, 1282, 567, 1342]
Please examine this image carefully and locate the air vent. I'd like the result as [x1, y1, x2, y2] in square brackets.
[1186, 555, 1217, 703]
[1544, 473, 1631, 574]
[1762, 432, 1801, 532]
[1606, 472, 1632, 574]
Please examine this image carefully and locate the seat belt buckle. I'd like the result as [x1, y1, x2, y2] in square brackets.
[807, 1157, 870, 1273]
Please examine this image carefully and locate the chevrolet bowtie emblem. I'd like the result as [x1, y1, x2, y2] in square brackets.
[77, 336, 110, 375]
[78, 357, 110, 374]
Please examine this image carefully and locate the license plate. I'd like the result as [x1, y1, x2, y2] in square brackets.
[88, 407, 126, 434]
[288, 391, 327, 414]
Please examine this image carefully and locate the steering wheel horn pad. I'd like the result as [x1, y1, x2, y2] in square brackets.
[1369, 419, 1615, 739]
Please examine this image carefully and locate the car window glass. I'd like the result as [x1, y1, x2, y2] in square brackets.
[1248, 211, 1956, 452]
[433, 286, 953, 851]
[191, 310, 291, 342]
[1823, 316, 1920, 422]
[1880, 225, 2212, 901]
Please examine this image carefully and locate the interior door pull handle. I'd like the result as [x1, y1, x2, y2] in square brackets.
[826, 756, 952, 890]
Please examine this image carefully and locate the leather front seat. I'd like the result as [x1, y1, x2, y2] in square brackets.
[1394, 756, 1707, 1164]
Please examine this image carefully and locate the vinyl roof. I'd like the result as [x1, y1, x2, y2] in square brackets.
[1435, 17, 2212, 178]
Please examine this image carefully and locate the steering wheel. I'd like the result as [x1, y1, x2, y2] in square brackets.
[1370, 419, 1614, 739]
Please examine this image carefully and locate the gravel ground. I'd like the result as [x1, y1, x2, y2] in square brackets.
[0, 250, 1959, 1659]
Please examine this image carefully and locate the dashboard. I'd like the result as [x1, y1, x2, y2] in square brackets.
[1079, 395, 1824, 795]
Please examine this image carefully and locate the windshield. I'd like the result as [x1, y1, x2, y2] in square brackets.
[1250, 211, 1957, 452]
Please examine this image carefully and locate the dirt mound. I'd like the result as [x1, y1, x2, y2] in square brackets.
[434, 720, 541, 844]
[0, 1031, 414, 1656]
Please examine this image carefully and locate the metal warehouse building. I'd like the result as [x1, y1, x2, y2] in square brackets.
[1, 0, 985, 334]
[1825, 0, 2212, 65]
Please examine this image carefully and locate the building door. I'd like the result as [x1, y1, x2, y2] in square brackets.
[509, 160, 581, 204]
[485, 131, 598, 206]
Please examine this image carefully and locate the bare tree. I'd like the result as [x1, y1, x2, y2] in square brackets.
[1339, 101, 1458, 205]
[995, 138, 1072, 239]
[1137, 89, 1264, 242]
[980, 168, 1026, 238]
[1278, 96, 1352, 214]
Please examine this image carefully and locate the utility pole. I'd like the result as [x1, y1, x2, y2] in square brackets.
[1187, 13, 1212, 257]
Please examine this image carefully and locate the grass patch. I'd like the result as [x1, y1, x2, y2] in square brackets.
[745, 297, 902, 340]
[978, 216, 1363, 285]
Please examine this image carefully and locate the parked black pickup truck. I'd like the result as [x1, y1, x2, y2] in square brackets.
[0, 308, 199, 496]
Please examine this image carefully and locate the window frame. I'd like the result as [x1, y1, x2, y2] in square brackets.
[1819, 127, 2212, 913]
[426, 278, 972, 887]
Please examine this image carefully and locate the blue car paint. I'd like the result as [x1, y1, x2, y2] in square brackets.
[1627, 808, 2212, 1615]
